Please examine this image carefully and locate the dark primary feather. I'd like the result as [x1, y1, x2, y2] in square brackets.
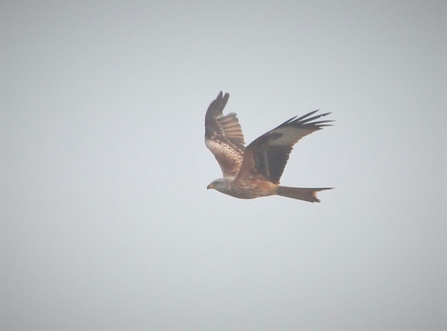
[272, 109, 333, 130]
[238, 110, 332, 184]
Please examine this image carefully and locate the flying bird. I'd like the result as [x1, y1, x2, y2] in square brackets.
[205, 92, 333, 203]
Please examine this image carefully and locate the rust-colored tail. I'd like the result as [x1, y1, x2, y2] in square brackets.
[276, 186, 332, 203]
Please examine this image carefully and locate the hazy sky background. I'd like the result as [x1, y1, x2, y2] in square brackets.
[1, 1, 446, 330]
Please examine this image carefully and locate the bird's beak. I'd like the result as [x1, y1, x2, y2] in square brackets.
[207, 183, 214, 190]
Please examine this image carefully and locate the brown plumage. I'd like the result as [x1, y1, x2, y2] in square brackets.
[205, 92, 333, 203]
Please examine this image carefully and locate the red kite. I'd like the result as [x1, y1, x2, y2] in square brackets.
[205, 92, 333, 203]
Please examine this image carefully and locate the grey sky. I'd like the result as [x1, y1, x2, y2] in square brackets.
[1, 1, 446, 330]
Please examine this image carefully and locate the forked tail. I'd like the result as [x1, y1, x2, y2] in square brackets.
[276, 186, 332, 203]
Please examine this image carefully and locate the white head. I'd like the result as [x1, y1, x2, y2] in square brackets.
[207, 178, 232, 194]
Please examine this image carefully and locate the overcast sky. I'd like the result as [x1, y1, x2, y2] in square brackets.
[1, 1, 446, 330]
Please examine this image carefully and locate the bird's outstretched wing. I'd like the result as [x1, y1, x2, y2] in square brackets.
[236, 110, 332, 184]
[205, 92, 246, 177]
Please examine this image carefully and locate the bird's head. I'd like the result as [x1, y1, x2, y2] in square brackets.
[207, 178, 231, 193]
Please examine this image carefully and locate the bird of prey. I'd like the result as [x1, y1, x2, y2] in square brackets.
[205, 92, 333, 203]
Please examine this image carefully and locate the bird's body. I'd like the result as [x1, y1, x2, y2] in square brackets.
[205, 92, 333, 203]
[207, 176, 277, 199]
